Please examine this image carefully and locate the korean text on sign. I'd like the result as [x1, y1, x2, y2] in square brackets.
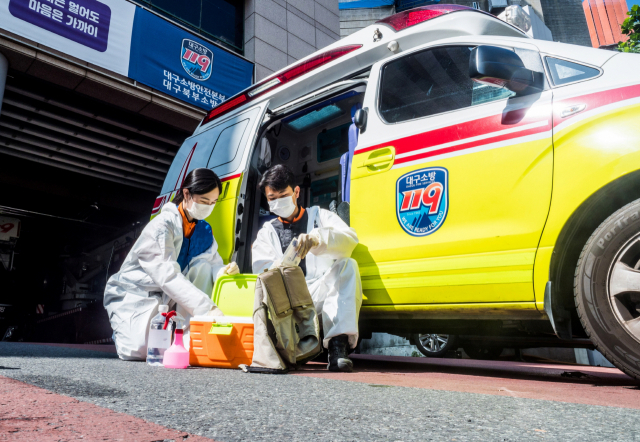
[9, 0, 112, 52]
[162, 70, 226, 109]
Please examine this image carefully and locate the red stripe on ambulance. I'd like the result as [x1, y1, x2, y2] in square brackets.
[553, 84, 640, 126]
[356, 84, 640, 167]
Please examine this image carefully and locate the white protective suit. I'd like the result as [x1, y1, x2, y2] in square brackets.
[252, 206, 363, 348]
[104, 202, 226, 360]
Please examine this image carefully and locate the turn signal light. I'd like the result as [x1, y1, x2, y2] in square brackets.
[202, 44, 363, 126]
[377, 5, 475, 31]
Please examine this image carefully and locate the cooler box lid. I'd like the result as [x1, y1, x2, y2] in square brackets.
[210, 274, 257, 317]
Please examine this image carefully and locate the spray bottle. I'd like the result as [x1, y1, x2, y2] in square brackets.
[163, 327, 190, 369]
[163, 313, 190, 369]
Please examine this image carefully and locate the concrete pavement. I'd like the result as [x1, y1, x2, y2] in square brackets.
[0, 342, 638, 441]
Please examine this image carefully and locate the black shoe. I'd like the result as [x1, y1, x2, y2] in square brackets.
[327, 334, 353, 372]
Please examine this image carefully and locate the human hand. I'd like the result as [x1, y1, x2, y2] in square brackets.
[205, 306, 224, 317]
[223, 262, 240, 275]
[295, 234, 319, 259]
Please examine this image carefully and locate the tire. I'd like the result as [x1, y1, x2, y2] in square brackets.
[413, 334, 458, 358]
[575, 199, 640, 381]
[462, 345, 503, 360]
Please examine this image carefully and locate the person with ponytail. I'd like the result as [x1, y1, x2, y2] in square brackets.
[104, 168, 239, 361]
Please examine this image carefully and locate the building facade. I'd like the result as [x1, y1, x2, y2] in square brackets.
[244, 0, 341, 81]
[339, 0, 598, 47]
[0, 0, 340, 319]
[582, 0, 630, 48]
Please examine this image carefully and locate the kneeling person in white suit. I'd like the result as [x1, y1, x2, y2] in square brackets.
[104, 168, 239, 361]
[252, 165, 363, 372]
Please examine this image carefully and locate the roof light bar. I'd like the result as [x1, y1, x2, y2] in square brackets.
[377, 5, 475, 32]
[202, 44, 362, 126]
[247, 78, 281, 97]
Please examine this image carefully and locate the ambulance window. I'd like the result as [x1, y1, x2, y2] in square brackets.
[317, 123, 350, 163]
[379, 46, 514, 124]
[546, 58, 600, 86]
[206, 119, 250, 169]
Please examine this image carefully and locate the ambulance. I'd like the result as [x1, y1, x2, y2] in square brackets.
[155, 5, 640, 379]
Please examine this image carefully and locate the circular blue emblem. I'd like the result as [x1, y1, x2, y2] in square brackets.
[181, 39, 214, 81]
[396, 167, 449, 237]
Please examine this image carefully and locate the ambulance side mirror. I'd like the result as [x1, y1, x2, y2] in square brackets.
[354, 108, 367, 131]
[469, 45, 544, 95]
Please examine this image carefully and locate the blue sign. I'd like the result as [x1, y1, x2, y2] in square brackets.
[396, 167, 448, 237]
[128, 8, 253, 111]
[9, 0, 112, 52]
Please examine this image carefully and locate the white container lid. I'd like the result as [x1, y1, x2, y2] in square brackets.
[190, 315, 253, 324]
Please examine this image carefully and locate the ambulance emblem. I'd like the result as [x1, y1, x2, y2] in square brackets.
[181, 39, 213, 81]
[396, 167, 448, 237]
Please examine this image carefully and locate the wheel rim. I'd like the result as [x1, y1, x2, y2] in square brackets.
[607, 232, 640, 345]
[418, 334, 449, 353]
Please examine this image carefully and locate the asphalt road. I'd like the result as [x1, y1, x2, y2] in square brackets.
[1, 342, 639, 442]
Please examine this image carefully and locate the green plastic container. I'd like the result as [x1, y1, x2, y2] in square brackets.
[211, 274, 257, 318]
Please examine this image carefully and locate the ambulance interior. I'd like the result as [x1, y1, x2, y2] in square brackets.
[238, 83, 367, 270]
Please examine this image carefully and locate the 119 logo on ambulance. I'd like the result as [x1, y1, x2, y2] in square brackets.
[396, 167, 448, 236]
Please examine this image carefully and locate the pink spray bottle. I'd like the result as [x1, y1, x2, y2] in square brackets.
[163, 312, 190, 369]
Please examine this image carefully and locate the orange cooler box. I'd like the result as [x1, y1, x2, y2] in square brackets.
[189, 316, 254, 368]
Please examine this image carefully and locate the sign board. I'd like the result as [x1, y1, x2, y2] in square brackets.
[1, 0, 135, 75]
[0, 0, 253, 107]
[0, 216, 21, 241]
[128, 8, 253, 111]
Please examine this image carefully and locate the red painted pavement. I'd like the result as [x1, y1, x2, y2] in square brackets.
[0, 375, 215, 442]
[295, 354, 640, 409]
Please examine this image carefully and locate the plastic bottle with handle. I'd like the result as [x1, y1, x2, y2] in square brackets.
[163, 326, 190, 369]
[146, 305, 172, 366]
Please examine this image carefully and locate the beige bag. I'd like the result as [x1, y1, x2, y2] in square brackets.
[247, 266, 322, 373]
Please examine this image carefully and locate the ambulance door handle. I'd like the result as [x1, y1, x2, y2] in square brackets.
[358, 146, 395, 172]
[363, 154, 393, 167]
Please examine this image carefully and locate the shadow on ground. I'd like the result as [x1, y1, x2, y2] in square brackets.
[0, 342, 118, 359]
[298, 354, 639, 388]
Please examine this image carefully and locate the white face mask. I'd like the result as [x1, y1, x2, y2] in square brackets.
[185, 198, 215, 220]
[268, 194, 296, 218]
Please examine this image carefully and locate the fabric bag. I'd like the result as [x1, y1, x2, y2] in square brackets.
[245, 265, 322, 373]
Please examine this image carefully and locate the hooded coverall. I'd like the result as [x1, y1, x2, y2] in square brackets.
[252, 206, 363, 349]
[104, 202, 225, 360]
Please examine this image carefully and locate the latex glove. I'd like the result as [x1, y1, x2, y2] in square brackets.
[216, 262, 240, 279]
[223, 262, 240, 275]
[296, 233, 319, 259]
[205, 306, 224, 317]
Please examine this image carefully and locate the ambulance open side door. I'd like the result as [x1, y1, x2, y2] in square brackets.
[156, 101, 270, 264]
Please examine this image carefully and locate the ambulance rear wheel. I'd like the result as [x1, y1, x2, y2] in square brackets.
[413, 334, 457, 358]
[574, 199, 640, 381]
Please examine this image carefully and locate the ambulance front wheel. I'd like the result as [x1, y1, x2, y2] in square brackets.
[574, 199, 640, 381]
